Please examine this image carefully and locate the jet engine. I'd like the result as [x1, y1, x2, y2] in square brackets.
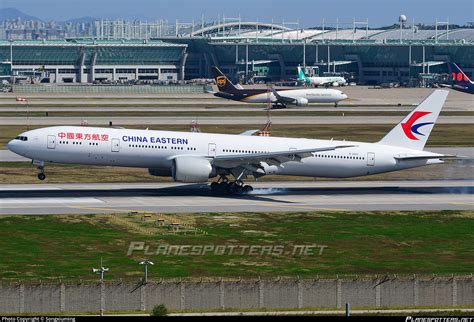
[148, 167, 172, 177]
[172, 156, 214, 182]
[295, 97, 309, 106]
[332, 82, 339, 87]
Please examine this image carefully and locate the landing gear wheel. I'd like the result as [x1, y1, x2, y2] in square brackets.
[228, 182, 254, 195]
[210, 182, 219, 191]
[271, 103, 287, 110]
[210, 181, 231, 194]
[37, 166, 46, 181]
[219, 182, 230, 193]
[211, 177, 253, 195]
[243, 185, 253, 194]
[228, 182, 238, 194]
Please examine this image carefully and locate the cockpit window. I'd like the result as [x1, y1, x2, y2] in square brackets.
[15, 136, 28, 141]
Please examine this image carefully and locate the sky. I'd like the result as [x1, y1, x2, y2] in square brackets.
[1, 0, 473, 26]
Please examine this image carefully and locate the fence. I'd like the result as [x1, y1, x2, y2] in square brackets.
[11, 84, 210, 94]
[0, 276, 472, 313]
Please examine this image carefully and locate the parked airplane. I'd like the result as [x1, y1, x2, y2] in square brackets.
[445, 62, 474, 94]
[297, 66, 347, 87]
[8, 90, 451, 194]
[211, 66, 347, 108]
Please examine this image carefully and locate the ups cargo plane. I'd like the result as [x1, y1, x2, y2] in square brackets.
[211, 67, 348, 108]
[8, 91, 452, 194]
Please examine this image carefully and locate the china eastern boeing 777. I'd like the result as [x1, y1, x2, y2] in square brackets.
[8, 90, 451, 194]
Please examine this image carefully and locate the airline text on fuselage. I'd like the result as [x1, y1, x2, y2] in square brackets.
[121, 136, 189, 145]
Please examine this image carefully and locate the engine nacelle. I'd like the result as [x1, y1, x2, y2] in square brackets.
[295, 97, 309, 106]
[148, 167, 172, 177]
[332, 82, 339, 87]
[172, 156, 213, 183]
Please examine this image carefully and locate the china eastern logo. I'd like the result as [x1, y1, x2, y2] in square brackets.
[401, 111, 433, 140]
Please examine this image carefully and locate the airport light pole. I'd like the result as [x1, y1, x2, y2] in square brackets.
[92, 258, 109, 282]
[10, 40, 14, 85]
[92, 258, 109, 317]
[139, 259, 154, 284]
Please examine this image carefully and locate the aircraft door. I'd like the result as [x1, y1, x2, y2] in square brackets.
[367, 152, 375, 166]
[208, 143, 216, 157]
[111, 138, 120, 152]
[47, 135, 56, 149]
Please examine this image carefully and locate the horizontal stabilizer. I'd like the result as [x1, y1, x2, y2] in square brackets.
[394, 154, 457, 161]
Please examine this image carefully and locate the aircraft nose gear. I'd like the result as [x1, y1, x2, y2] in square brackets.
[210, 180, 253, 195]
[37, 166, 46, 181]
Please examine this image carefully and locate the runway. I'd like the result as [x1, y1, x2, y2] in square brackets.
[1, 115, 472, 125]
[0, 180, 472, 215]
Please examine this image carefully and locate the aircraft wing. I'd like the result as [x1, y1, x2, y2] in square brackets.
[438, 84, 453, 89]
[212, 145, 355, 169]
[321, 81, 335, 87]
[453, 84, 471, 91]
[271, 86, 297, 104]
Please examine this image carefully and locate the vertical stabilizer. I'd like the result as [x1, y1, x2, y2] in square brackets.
[211, 66, 239, 93]
[297, 66, 309, 83]
[378, 90, 449, 150]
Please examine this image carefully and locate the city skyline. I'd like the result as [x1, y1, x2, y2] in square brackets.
[1, 0, 473, 27]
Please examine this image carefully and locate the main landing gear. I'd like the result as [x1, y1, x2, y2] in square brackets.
[210, 177, 253, 195]
[271, 103, 287, 110]
[37, 166, 46, 181]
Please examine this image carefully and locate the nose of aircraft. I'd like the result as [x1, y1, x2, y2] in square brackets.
[7, 138, 25, 155]
[7, 138, 29, 157]
[341, 93, 348, 100]
[7, 139, 16, 152]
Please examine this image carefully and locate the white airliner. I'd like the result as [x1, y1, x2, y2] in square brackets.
[8, 90, 451, 194]
[212, 67, 348, 108]
[297, 66, 347, 87]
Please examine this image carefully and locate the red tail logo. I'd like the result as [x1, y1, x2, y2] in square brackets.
[401, 111, 433, 140]
[453, 72, 469, 82]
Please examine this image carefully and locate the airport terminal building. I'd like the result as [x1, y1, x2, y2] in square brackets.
[0, 39, 187, 83]
[0, 21, 473, 85]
